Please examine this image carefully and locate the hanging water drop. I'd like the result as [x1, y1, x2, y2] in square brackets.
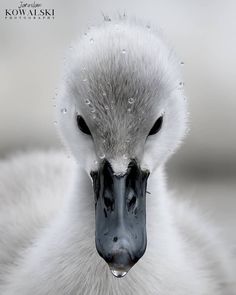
[180, 61, 184, 65]
[83, 78, 87, 82]
[146, 24, 151, 29]
[92, 114, 96, 119]
[122, 49, 126, 54]
[85, 99, 90, 105]
[127, 108, 131, 112]
[111, 269, 127, 278]
[128, 97, 135, 104]
[91, 108, 96, 113]
[53, 121, 58, 125]
[90, 38, 94, 43]
[105, 105, 109, 110]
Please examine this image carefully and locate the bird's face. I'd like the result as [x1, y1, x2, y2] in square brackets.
[56, 21, 187, 277]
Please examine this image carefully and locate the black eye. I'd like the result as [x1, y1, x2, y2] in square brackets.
[76, 115, 91, 135]
[148, 116, 163, 136]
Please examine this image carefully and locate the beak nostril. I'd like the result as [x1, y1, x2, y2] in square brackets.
[104, 196, 114, 211]
[127, 195, 137, 212]
[104, 208, 108, 218]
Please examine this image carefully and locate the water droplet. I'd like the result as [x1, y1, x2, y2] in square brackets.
[122, 49, 126, 54]
[179, 81, 184, 86]
[105, 105, 109, 110]
[125, 138, 130, 143]
[83, 78, 87, 82]
[92, 114, 96, 119]
[146, 24, 151, 29]
[85, 99, 90, 105]
[127, 108, 131, 112]
[94, 160, 98, 165]
[99, 153, 105, 159]
[111, 269, 127, 278]
[102, 139, 106, 143]
[61, 108, 67, 114]
[84, 32, 87, 36]
[128, 97, 135, 104]
[90, 38, 94, 43]
[91, 108, 96, 113]
[180, 61, 184, 65]
[123, 154, 128, 160]
[102, 91, 106, 97]
[53, 121, 58, 125]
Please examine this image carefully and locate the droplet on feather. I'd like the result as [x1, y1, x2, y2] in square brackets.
[61, 108, 67, 114]
[128, 97, 135, 104]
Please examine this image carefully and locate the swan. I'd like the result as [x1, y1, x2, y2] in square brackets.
[0, 17, 235, 295]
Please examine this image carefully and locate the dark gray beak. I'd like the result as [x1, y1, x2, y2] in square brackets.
[90, 159, 149, 278]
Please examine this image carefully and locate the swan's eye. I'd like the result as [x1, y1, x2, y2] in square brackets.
[76, 115, 91, 135]
[148, 116, 163, 136]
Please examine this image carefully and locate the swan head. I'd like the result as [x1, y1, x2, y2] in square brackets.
[56, 19, 187, 277]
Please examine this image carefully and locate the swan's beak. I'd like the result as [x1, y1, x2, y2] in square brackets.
[90, 160, 149, 278]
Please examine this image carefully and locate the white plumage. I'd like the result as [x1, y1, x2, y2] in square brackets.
[0, 18, 235, 295]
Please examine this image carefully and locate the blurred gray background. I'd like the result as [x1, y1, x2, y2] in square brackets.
[0, 1, 235, 243]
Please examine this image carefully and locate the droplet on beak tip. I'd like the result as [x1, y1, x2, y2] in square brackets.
[111, 269, 127, 278]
